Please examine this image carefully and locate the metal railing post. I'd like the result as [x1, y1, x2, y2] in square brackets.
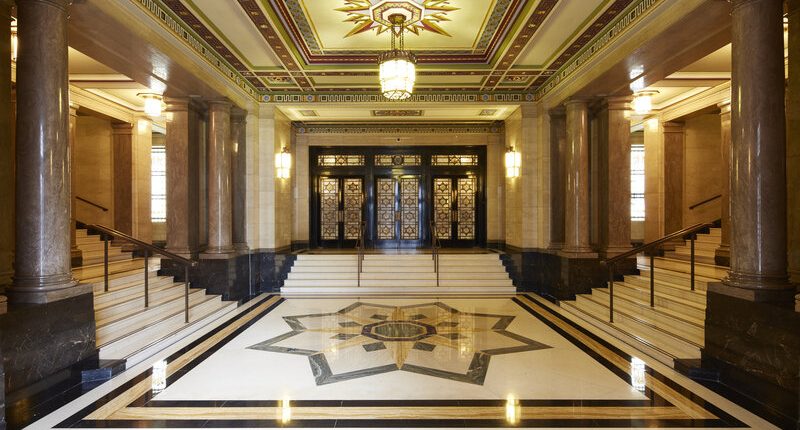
[143, 249, 149, 308]
[649, 253, 655, 308]
[608, 265, 614, 323]
[690, 234, 696, 291]
[184, 265, 190, 323]
[104, 235, 109, 292]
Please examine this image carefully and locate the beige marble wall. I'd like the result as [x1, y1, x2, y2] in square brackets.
[244, 111, 260, 249]
[630, 132, 645, 242]
[504, 108, 523, 248]
[74, 115, 114, 226]
[293, 134, 310, 244]
[274, 110, 293, 250]
[151, 133, 166, 242]
[643, 119, 665, 242]
[486, 138, 505, 244]
[131, 119, 152, 242]
[788, 0, 800, 282]
[682, 114, 722, 226]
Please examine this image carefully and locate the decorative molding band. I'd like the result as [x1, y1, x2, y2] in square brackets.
[293, 122, 504, 135]
[535, 0, 662, 100]
[263, 92, 533, 104]
[657, 82, 731, 122]
[134, 0, 259, 99]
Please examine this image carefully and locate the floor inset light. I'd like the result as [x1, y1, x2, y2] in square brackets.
[280, 396, 292, 424]
[505, 394, 520, 424]
[151, 359, 168, 393]
[630, 357, 647, 392]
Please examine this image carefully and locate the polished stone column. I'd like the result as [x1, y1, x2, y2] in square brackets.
[599, 96, 632, 258]
[562, 99, 595, 257]
[788, 0, 800, 282]
[718, 0, 793, 302]
[9, 0, 91, 303]
[0, 0, 14, 288]
[202, 100, 234, 256]
[662, 122, 684, 244]
[165, 98, 201, 258]
[231, 108, 248, 251]
[68, 104, 81, 266]
[715, 102, 731, 266]
[548, 108, 566, 250]
[112, 123, 134, 238]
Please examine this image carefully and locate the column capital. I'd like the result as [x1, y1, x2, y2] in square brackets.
[519, 103, 537, 118]
[604, 95, 632, 111]
[548, 106, 566, 117]
[165, 97, 191, 113]
[662, 121, 684, 133]
[111, 122, 134, 134]
[231, 107, 248, 123]
[718, 101, 732, 114]
[563, 97, 592, 108]
[68, 103, 79, 117]
[207, 98, 233, 113]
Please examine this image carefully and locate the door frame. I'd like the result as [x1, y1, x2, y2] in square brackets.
[309, 146, 486, 249]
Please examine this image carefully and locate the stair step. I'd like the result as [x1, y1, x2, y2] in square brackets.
[282, 279, 513, 288]
[611, 282, 706, 319]
[639, 256, 727, 279]
[623, 275, 708, 304]
[663, 251, 717, 266]
[95, 281, 187, 317]
[280, 286, 516, 296]
[93, 275, 177, 306]
[287, 271, 510, 280]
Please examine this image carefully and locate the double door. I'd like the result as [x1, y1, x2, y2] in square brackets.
[432, 176, 478, 247]
[318, 176, 364, 248]
[374, 174, 424, 248]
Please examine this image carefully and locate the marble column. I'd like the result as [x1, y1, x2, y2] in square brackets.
[548, 108, 566, 250]
[599, 96, 632, 258]
[561, 99, 595, 257]
[662, 122, 684, 247]
[231, 108, 248, 251]
[68, 104, 81, 266]
[717, 0, 793, 302]
[787, 0, 800, 283]
[0, 0, 13, 288]
[9, 0, 91, 303]
[112, 123, 134, 236]
[715, 102, 731, 266]
[165, 98, 201, 258]
[202, 100, 234, 256]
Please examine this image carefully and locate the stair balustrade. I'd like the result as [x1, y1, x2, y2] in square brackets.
[430, 218, 440, 287]
[88, 224, 197, 323]
[602, 222, 715, 323]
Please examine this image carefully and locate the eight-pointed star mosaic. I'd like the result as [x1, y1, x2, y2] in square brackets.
[247, 302, 551, 385]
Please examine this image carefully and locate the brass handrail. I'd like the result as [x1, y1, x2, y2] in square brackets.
[88, 224, 197, 323]
[429, 218, 441, 287]
[602, 222, 714, 323]
[355, 221, 366, 287]
[688, 194, 722, 210]
[76, 196, 109, 212]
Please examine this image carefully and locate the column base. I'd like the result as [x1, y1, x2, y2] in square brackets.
[200, 248, 237, 259]
[601, 246, 632, 259]
[715, 272, 796, 304]
[234, 242, 249, 252]
[547, 241, 564, 251]
[559, 248, 598, 259]
[164, 247, 195, 260]
[714, 245, 730, 267]
[6, 277, 92, 304]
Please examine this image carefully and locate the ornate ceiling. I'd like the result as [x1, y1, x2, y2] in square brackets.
[137, 0, 655, 101]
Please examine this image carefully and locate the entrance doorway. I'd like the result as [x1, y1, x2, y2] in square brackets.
[310, 147, 486, 249]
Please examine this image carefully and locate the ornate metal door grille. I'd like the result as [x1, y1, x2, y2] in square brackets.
[433, 178, 452, 240]
[376, 178, 395, 240]
[400, 177, 420, 240]
[319, 177, 363, 243]
[433, 176, 477, 242]
[320, 178, 339, 240]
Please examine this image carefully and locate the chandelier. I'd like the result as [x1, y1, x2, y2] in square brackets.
[378, 14, 416, 100]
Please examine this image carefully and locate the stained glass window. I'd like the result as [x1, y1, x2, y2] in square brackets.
[151, 145, 167, 222]
[431, 154, 479, 166]
[317, 155, 365, 167]
[631, 144, 645, 221]
[375, 154, 421, 166]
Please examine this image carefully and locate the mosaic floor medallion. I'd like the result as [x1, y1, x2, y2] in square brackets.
[247, 301, 552, 385]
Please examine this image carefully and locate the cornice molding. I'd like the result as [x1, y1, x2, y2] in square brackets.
[69, 85, 135, 124]
[657, 82, 731, 122]
[293, 121, 504, 135]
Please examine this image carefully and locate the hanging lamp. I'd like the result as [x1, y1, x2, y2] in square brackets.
[378, 14, 416, 100]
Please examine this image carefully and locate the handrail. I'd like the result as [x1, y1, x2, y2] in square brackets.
[76, 196, 109, 212]
[355, 221, 366, 287]
[689, 194, 722, 210]
[602, 222, 714, 323]
[429, 217, 441, 287]
[88, 224, 197, 323]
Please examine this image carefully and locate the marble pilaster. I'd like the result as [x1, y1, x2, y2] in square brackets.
[548, 108, 566, 250]
[788, 0, 800, 283]
[68, 105, 81, 267]
[598, 96, 633, 258]
[231, 108, 248, 251]
[715, 0, 793, 302]
[715, 102, 731, 266]
[662, 121, 684, 247]
[561, 99, 595, 257]
[112, 123, 134, 236]
[0, 0, 14, 288]
[9, 0, 91, 303]
[202, 100, 234, 256]
[165, 98, 201, 258]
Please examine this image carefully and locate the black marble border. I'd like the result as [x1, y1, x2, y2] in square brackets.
[56, 295, 749, 429]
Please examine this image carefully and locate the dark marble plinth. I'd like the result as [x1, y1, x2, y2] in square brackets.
[702, 289, 800, 428]
[252, 249, 296, 293]
[501, 248, 617, 301]
[0, 293, 96, 394]
[1, 343, 5, 430]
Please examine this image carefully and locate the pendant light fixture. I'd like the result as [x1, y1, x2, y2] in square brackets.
[138, 93, 166, 118]
[632, 90, 659, 115]
[378, 13, 416, 100]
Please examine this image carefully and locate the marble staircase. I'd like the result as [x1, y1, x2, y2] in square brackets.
[560, 228, 725, 367]
[75, 228, 133, 265]
[281, 253, 516, 296]
[72, 250, 236, 369]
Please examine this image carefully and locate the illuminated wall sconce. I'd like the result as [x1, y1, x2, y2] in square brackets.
[138, 93, 166, 118]
[632, 90, 659, 115]
[10, 19, 18, 63]
[505, 146, 521, 178]
[276, 146, 292, 179]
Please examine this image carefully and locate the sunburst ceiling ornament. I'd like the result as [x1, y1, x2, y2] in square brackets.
[337, 0, 458, 38]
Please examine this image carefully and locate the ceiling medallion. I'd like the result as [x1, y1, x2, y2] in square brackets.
[337, 0, 458, 37]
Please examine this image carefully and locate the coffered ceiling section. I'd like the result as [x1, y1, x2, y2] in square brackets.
[150, 0, 644, 98]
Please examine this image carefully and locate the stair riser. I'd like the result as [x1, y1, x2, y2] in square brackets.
[651, 258, 727, 278]
[94, 277, 176, 305]
[623, 277, 708, 303]
[95, 284, 187, 319]
[97, 290, 207, 337]
[632, 269, 713, 291]
[614, 284, 706, 319]
[283, 280, 513, 287]
[90, 270, 161, 292]
[281, 287, 516, 296]
[287, 272, 510, 280]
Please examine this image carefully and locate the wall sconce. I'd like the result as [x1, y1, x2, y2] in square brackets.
[276, 146, 291, 179]
[10, 19, 18, 63]
[632, 90, 659, 115]
[505, 146, 521, 178]
[138, 93, 166, 118]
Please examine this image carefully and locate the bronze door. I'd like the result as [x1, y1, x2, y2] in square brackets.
[432, 175, 478, 247]
[318, 176, 364, 247]
[374, 174, 424, 248]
